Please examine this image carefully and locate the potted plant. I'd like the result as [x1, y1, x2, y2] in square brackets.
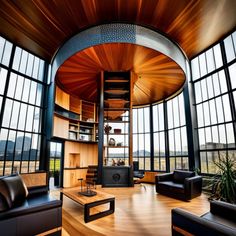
[210, 152, 236, 204]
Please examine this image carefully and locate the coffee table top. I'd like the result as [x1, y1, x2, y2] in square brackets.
[61, 187, 115, 206]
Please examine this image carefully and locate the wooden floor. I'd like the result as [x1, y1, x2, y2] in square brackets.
[52, 184, 210, 236]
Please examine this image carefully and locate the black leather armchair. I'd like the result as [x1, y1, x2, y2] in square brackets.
[172, 200, 236, 236]
[0, 174, 62, 236]
[155, 170, 202, 201]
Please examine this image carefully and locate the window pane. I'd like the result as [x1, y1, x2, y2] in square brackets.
[2, 41, 13, 66]
[153, 105, 158, 132]
[13, 47, 22, 71]
[0, 129, 8, 176]
[199, 53, 207, 77]
[26, 105, 35, 132]
[201, 79, 208, 101]
[29, 81, 37, 105]
[7, 73, 17, 98]
[213, 44, 223, 68]
[159, 132, 165, 156]
[191, 57, 200, 81]
[194, 82, 202, 103]
[203, 102, 210, 126]
[229, 63, 236, 89]
[216, 97, 224, 123]
[0, 67, 7, 95]
[14, 75, 24, 100]
[0, 37, 5, 61]
[209, 100, 217, 124]
[138, 109, 144, 133]
[207, 152, 219, 174]
[26, 54, 34, 77]
[173, 97, 179, 127]
[133, 109, 137, 133]
[38, 60, 45, 81]
[10, 101, 20, 129]
[212, 126, 219, 144]
[19, 50, 28, 74]
[167, 100, 173, 129]
[144, 107, 150, 132]
[219, 125, 226, 145]
[218, 70, 227, 93]
[175, 129, 181, 154]
[198, 128, 206, 149]
[226, 123, 235, 147]
[234, 91, 236, 110]
[2, 99, 13, 127]
[212, 73, 220, 96]
[206, 76, 214, 99]
[179, 93, 186, 126]
[0, 96, 2, 112]
[159, 104, 164, 130]
[18, 103, 27, 130]
[222, 95, 232, 122]
[169, 130, 174, 155]
[22, 79, 31, 102]
[200, 152, 207, 173]
[5, 130, 16, 175]
[206, 48, 215, 73]
[181, 127, 188, 154]
[205, 127, 212, 148]
[32, 57, 40, 78]
[33, 107, 40, 133]
[224, 35, 235, 62]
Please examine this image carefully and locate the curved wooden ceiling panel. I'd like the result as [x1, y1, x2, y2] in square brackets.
[56, 43, 185, 106]
[0, 0, 235, 61]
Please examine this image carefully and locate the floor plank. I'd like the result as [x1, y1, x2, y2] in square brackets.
[53, 184, 209, 236]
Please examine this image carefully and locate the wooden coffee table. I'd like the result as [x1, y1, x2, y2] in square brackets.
[61, 187, 115, 223]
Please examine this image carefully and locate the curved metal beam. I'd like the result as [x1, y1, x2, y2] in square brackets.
[51, 23, 188, 79]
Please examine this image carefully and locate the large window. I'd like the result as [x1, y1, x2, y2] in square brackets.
[152, 103, 166, 171]
[0, 37, 46, 176]
[167, 93, 188, 171]
[133, 107, 151, 170]
[133, 92, 188, 172]
[191, 31, 236, 174]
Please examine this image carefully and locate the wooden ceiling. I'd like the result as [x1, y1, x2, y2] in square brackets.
[56, 43, 185, 106]
[0, 0, 235, 62]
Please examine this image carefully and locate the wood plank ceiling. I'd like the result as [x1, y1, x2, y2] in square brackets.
[0, 0, 235, 105]
[0, 0, 235, 62]
[56, 43, 185, 105]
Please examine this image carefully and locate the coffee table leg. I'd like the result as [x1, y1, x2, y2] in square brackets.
[84, 198, 115, 223]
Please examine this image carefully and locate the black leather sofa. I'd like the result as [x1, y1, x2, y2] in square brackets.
[172, 200, 236, 236]
[0, 174, 62, 236]
[155, 170, 202, 201]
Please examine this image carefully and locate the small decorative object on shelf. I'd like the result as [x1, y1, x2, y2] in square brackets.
[114, 128, 121, 134]
[116, 142, 122, 146]
[104, 124, 112, 134]
[87, 118, 94, 122]
[109, 138, 116, 146]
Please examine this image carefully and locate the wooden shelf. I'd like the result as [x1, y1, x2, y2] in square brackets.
[104, 133, 129, 135]
[104, 146, 129, 148]
[102, 71, 131, 167]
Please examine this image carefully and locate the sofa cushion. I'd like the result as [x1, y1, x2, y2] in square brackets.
[0, 175, 28, 209]
[0, 193, 62, 221]
[158, 181, 185, 194]
[202, 212, 236, 230]
[173, 170, 195, 184]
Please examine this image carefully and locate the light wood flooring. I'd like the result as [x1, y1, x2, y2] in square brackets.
[52, 184, 210, 236]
